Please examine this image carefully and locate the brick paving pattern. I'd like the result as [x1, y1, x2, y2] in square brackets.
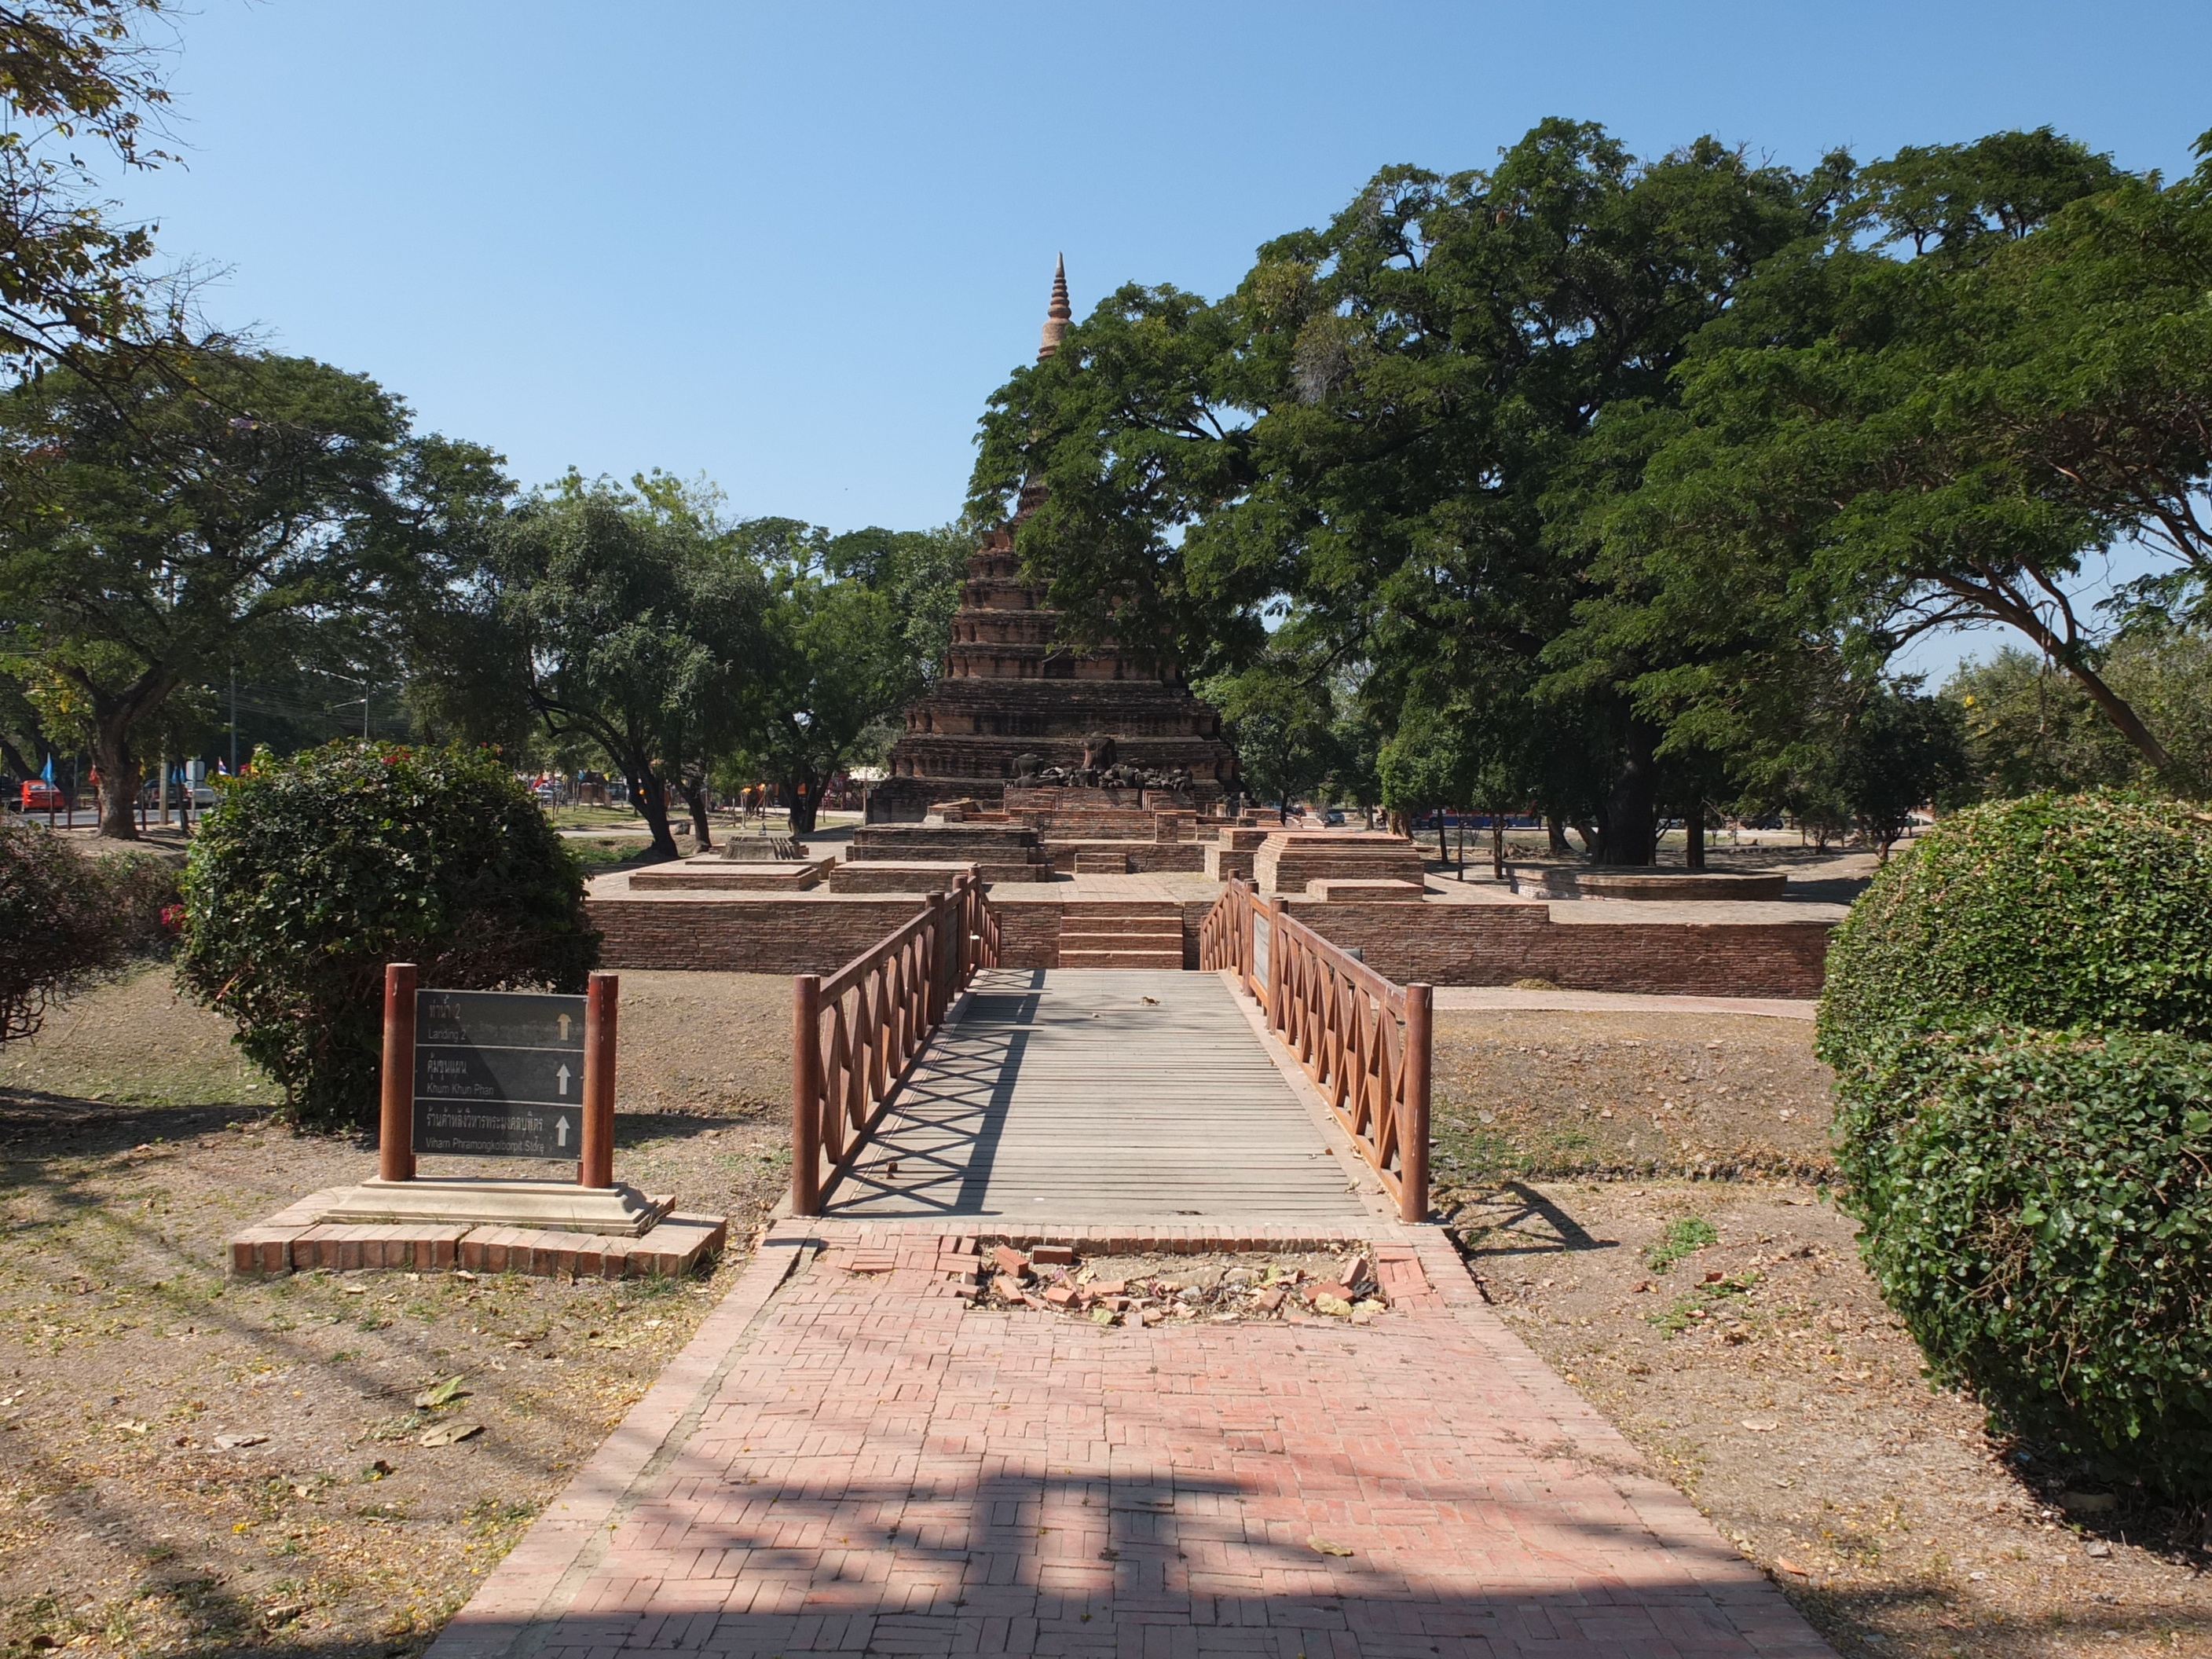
[430, 1221, 1834, 1659]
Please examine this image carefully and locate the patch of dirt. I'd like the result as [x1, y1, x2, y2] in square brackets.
[1452, 1177, 2212, 1656]
[0, 966, 796, 1659]
[1430, 1009, 1837, 1183]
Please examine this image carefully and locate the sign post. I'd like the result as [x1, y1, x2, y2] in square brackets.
[337, 967, 667, 1235]
[379, 963, 418, 1182]
[580, 971, 617, 1189]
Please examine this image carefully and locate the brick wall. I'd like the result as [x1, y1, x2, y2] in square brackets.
[588, 895, 931, 974]
[1277, 899, 1832, 998]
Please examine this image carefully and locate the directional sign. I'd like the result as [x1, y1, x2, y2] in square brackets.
[412, 988, 588, 1160]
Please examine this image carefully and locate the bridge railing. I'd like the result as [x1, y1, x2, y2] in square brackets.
[1199, 879, 1431, 1222]
[790, 873, 998, 1215]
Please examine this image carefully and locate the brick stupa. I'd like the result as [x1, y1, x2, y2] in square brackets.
[870, 260, 1241, 822]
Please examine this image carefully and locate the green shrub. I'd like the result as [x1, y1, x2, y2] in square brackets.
[1817, 790, 2212, 1072]
[96, 849, 184, 960]
[1834, 1027, 2212, 1493]
[176, 742, 599, 1129]
[0, 819, 127, 1044]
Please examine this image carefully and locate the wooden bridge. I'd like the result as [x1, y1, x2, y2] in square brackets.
[788, 877, 1430, 1223]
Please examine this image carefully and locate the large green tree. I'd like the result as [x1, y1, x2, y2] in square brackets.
[1, 0, 175, 372]
[485, 474, 764, 859]
[972, 121, 1841, 862]
[0, 347, 500, 837]
[1576, 126, 2212, 787]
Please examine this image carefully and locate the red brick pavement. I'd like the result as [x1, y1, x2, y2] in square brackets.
[427, 1221, 1834, 1659]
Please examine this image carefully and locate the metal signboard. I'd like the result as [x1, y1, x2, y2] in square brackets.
[412, 988, 588, 1159]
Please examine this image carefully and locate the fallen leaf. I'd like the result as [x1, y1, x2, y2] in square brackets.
[413, 1375, 469, 1409]
[419, 1421, 485, 1448]
[342, 1285, 368, 1296]
[1775, 1557, 1811, 1577]
[113, 1419, 150, 1435]
[1307, 1536, 1354, 1557]
[214, 1433, 268, 1450]
[1740, 1419, 1778, 1433]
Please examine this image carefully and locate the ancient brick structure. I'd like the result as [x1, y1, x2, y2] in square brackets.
[870, 262, 1240, 821]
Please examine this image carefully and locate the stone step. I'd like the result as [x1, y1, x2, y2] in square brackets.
[1044, 911, 1185, 925]
[1061, 925, 1182, 946]
[1056, 947, 1187, 969]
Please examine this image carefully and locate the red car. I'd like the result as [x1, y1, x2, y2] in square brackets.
[19, 779, 63, 811]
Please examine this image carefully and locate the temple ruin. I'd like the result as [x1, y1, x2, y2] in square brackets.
[868, 259, 1241, 822]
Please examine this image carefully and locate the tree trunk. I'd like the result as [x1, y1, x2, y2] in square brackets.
[787, 771, 822, 835]
[1491, 817, 1507, 880]
[89, 710, 141, 840]
[1546, 812, 1570, 858]
[1685, 807, 1705, 872]
[622, 764, 681, 860]
[1573, 820, 1602, 861]
[676, 774, 714, 849]
[1597, 723, 1661, 866]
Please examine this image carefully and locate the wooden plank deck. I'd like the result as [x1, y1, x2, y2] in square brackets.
[820, 969, 1368, 1222]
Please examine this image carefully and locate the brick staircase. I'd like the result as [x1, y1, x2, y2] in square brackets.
[1056, 901, 1185, 969]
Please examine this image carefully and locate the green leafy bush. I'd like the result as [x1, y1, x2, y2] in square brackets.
[97, 850, 184, 960]
[1834, 1027, 2212, 1493]
[177, 742, 598, 1128]
[1817, 790, 2212, 1073]
[0, 819, 129, 1044]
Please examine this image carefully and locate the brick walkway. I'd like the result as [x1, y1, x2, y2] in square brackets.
[429, 1222, 1833, 1659]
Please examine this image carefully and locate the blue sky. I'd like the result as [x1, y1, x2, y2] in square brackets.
[122, 0, 2212, 671]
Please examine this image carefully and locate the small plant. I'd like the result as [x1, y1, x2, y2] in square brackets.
[176, 742, 598, 1129]
[1645, 1272, 1756, 1336]
[1644, 1216, 1718, 1273]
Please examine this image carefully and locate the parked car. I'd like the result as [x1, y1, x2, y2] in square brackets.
[19, 779, 63, 811]
[139, 779, 217, 808]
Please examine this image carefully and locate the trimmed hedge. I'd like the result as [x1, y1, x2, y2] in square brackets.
[177, 742, 598, 1129]
[1817, 790, 2212, 1073]
[1834, 1027, 2212, 1492]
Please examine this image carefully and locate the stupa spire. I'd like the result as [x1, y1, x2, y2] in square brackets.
[1038, 255, 1071, 361]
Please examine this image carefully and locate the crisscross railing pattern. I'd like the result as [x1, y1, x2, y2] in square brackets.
[1200, 879, 1431, 1221]
[790, 873, 997, 1214]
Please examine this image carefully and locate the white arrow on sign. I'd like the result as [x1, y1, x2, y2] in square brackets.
[557, 1117, 569, 1148]
[555, 1064, 571, 1096]
[557, 1013, 573, 1041]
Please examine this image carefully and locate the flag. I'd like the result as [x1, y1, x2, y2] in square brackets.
[39, 754, 52, 782]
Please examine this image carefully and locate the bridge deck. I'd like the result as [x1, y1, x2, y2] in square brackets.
[821, 968, 1368, 1222]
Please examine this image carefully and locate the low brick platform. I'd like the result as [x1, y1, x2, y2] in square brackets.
[628, 860, 826, 892]
[228, 1188, 727, 1280]
[822, 859, 976, 894]
[1306, 877, 1424, 901]
[423, 1217, 1835, 1659]
[1254, 830, 1428, 892]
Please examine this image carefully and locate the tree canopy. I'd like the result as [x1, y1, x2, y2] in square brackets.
[967, 117, 2212, 853]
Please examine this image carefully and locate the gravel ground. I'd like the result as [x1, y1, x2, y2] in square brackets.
[0, 967, 794, 1659]
[1433, 1003, 2212, 1659]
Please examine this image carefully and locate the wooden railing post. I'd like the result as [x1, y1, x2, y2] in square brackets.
[791, 973, 823, 1216]
[378, 962, 416, 1183]
[937, 883, 964, 1019]
[580, 971, 618, 1188]
[1242, 882, 1258, 994]
[1401, 983, 1432, 1222]
[1263, 895, 1285, 1033]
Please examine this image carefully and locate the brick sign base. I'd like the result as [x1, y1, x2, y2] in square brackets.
[229, 1188, 726, 1280]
